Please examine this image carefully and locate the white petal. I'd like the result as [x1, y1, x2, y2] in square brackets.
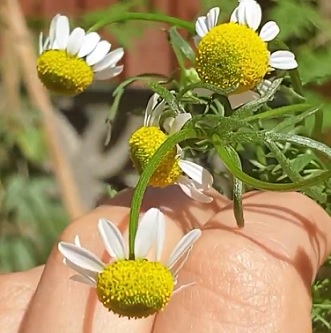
[146, 93, 161, 113]
[195, 16, 208, 37]
[171, 246, 192, 277]
[178, 159, 213, 187]
[49, 14, 60, 48]
[230, 7, 239, 23]
[39, 32, 43, 54]
[144, 93, 163, 126]
[169, 113, 192, 135]
[52, 40, 59, 49]
[64, 258, 98, 283]
[235, 1, 248, 25]
[206, 7, 220, 30]
[98, 218, 126, 259]
[193, 35, 201, 47]
[173, 282, 196, 295]
[177, 176, 213, 203]
[134, 208, 161, 259]
[74, 235, 81, 247]
[149, 99, 166, 126]
[237, 0, 262, 31]
[42, 37, 50, 52]
[167, 229, 201, 268]
[175, 144, 183, 158]
[93, 65, 123, 80]
[257, 79, 272, 95]
[93, 48, 124, 72]
[163, 117, 174, 133]
[58, 242, 104, 273]
[155, 210, 165, 261]
[269, 50, 298, 70]
[70, 274, 96, 286]
[66, 27, 86, 55]
[86, 40, 111, 66]
[55, 15, 70, 49]
[247, 1, 262, 31]
[259, 21, 280, 42]
[77, 32, 101, 58]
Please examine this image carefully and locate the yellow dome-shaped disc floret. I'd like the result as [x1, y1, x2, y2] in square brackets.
[37, 50, 93, 96]
[129, 126, 182, 187]
[196, 23, 269, 94]
[96, 259, 174, 319]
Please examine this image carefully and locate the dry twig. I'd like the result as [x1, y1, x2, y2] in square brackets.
[0, 0, 86, 220]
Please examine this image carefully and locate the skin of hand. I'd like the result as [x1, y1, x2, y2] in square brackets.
[0, 187, 331, 333]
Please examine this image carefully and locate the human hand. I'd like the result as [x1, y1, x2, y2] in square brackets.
[1, 187, 331, 333]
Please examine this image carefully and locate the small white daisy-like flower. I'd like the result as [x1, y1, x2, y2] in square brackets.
[129, 93, 214, 203]
[194, 0, 298, 94]
[37, 14, 124, 96]
[58, 208, 201, 319]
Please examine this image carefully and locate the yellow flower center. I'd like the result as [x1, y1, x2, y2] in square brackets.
[36, 50, 93, 96]
[195, 22, 269, 94]
[129, 126, 182, 187]
[96, 259, 174, 319]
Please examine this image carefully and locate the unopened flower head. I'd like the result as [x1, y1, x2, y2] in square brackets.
[129, 93, 214, 203]
[194, 0, 298, 94]
[58, 208, 201, 319]
[37, 14, 124, 96]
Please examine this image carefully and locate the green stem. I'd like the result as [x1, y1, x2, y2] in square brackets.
[289, 69, 304, 97]
[176, 82, 202, 101]
[88, 12, 195, 34]
[214, 143, 331, 191]
[268, 132, 331, 159]
[265, 140, 324, 202]
[312, 109, 324, 140]
[313, 304, 331, 309]
[245, 104, 318, 123]
[128, 128, 200, 259]
[176, 82, 234, 102]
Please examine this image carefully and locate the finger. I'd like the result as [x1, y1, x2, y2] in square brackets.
[19, 186, 229, 333]
[0, 266, 43, 333]
[154, 192, 331, 333]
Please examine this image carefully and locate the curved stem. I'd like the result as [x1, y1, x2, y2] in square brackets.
[245, 104, 318, 123]
[214, 142, 331, 191]
[176, 82, 202, 101]
[128, 128, 200, 259]
[289, 69, 304, 97]
[88, 12, 195, 34]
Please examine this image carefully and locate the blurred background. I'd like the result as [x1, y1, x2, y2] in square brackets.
[1, 0, 331, 279]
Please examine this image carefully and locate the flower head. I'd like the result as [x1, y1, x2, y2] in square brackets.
[129, 93, 214, 203]
[58, 208, 201, 319]
[194, 0, 298, 94]
[37, 14, 124, 96]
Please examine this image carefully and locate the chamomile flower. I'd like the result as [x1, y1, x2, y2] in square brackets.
[58, 208, 201, 319]
[129, 93, 214, 203]
[194, 0, 298, 94]
[37, 14, 124, 96]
